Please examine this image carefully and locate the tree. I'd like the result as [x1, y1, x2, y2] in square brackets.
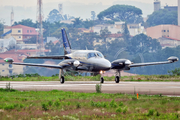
[146, 9, 177, 27]
[128, 34, 162, 55]
[122, 22, 130, 41]
[47, 9, 64, 23]
[0, 19, 4, 37]
[13, 19, 37, 28]
[97, 5, 143, 24]
[100, 28, 111, 50]
[72, 17, 83, 28]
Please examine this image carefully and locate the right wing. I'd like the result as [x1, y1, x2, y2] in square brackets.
[4, 58, 70, 69]
[27, 55, 70, 59]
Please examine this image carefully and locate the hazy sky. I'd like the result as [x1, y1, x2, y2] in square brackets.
[1, 0, 178, 7]
[0, 0, 179, 25]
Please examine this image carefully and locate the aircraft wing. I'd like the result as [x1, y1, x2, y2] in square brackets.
[27, 55, 70, 59]
[129, 61, 172, 67]
[130, 56, 178, 68]
[12, 62, 63, 69]
[4, 58, 70, 69]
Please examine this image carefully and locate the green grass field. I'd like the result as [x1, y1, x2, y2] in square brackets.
[0, 88, 180, 119]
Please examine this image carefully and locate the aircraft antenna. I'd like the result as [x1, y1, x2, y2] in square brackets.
[36, 0, 45, 55]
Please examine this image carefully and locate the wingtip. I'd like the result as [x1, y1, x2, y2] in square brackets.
[168, 56, 179, 62]
[4, 58, 14, 63]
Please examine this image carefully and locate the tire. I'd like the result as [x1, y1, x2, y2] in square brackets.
[100, 77, 104, 83]
[115, 76, 119, 83]
[60, 76, 65, 84]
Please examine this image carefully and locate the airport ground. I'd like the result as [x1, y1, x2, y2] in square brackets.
[0, 88, 180, 119]
[0, 75, 180, 119]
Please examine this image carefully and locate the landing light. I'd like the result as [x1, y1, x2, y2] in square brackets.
[100, 70, 105, 74]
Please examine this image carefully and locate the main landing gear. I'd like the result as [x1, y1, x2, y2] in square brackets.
[59, 69, 65, 84]
[115, 70, 121, 83]
[100, 77, 104, 83]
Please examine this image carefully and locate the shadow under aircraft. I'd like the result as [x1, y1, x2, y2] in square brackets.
[4, 28, 179, 83]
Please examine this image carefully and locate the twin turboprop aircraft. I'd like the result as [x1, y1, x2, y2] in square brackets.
[4, 28, 179, 83]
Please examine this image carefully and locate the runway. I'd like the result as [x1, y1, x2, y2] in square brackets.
[1, 81, 180, 95]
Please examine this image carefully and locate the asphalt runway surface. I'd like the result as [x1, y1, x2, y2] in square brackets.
[1, 81, 180, 96]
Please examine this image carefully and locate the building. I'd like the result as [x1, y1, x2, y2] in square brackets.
[154, 0, 161, 11]
[93, 22, 146, 36]
[93, 33, 124, 46]
[58, 4, 63, 15]
[47, 37, 58, 43]
[146, 24, 180, 40]
[127, 24, 146, 36]
[158, 36, 180, 49]
[93, 22, 125, 35]
[11, 8, 14, 26]
[0, 36, 16, 53]
[3, 25, 38, 44]
[164, 5, 178, 12]
[146, 24, 180, 48]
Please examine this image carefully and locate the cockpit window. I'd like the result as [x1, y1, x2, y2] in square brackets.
[87, 52, 97, 59]
[96, 52, 104, 58]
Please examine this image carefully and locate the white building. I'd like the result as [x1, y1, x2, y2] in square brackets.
[93, 22, 146, 36]
[0, 37, 16, 53]
[127, 23, 146, 36]
[93, 22, 125, 34]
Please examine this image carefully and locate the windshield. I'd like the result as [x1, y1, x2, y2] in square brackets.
[96, 52, 104, 58]
[87, 52, 97, 59]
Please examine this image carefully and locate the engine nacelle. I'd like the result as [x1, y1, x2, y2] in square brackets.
[168, 56, 179, 62]
[73, 60, 80, 67]
[111, 59, 132, 70]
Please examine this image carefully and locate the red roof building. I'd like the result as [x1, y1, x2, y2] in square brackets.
[3, 24, 38, 44]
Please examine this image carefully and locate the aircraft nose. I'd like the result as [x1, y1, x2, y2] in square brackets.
[101, 59, 111, 70]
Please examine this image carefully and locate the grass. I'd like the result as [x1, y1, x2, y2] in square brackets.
[0, 89, 180, 119]
[1, 74, 180, 82]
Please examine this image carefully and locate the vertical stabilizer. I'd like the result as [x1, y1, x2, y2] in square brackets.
[61, 28, 71, 55]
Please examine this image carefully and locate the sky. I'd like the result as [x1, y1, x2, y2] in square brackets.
[0, 0, 179, 25]
[0, 0, 178, 6]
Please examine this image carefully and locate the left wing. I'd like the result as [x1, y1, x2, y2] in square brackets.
[111, 56, 178, 70]
[130, 56, 178, 68]
[130, 61, 172, 67]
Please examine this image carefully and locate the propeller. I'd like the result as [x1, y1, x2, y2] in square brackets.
[73, 60, 81, 67]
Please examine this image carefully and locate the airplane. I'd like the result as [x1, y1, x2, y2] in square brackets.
[4, 28, 179, 84]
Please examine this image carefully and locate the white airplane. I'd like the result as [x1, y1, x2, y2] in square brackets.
[4, 28, 179, 83]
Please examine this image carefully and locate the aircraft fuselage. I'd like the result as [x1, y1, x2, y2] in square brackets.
[59, 50, 111, 72]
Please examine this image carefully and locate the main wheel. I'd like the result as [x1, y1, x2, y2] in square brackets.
[115, 76, 119, 83]
[60, 76, 65, 84]
[100, 77, 104, 83]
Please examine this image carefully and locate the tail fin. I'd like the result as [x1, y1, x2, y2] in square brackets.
[61, 28, 72, 55]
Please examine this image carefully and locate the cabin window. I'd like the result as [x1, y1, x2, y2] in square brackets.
[18, 30, 21, 33]
[96, 52, 104, 58]
[87, 52, 97, 59]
